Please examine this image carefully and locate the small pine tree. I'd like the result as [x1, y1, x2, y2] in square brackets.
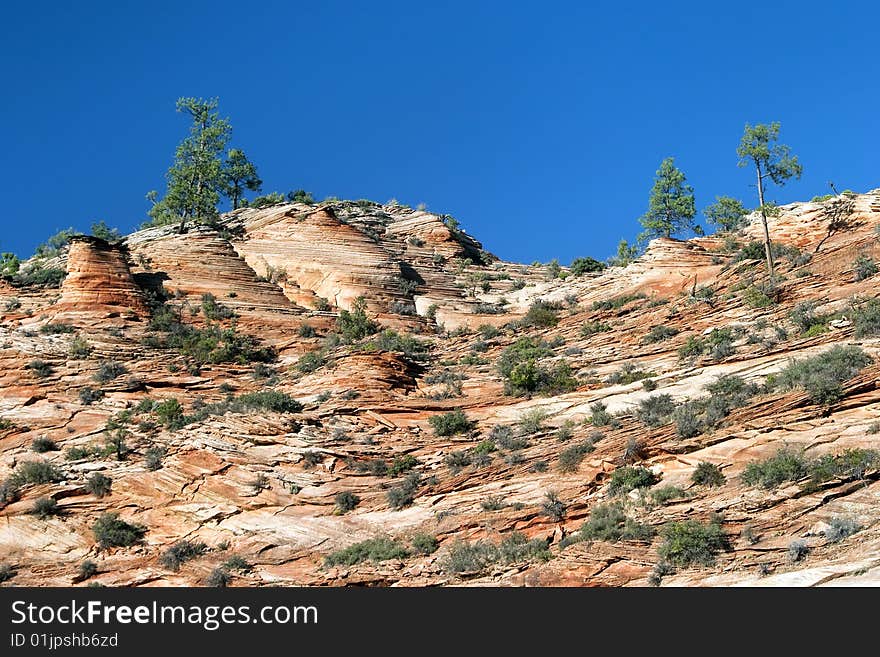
[703, 196, 748, 232]
[736, 122, 802, 276]
[638, 157, 698, 241]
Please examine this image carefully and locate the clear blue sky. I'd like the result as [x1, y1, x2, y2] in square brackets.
[1, 1, 877, 263]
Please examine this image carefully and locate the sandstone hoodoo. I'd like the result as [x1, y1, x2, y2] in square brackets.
[2, 189, 880, 588]
[55, 235, 149, 319]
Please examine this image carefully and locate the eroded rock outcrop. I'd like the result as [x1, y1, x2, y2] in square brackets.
[53, 236, 148, 319]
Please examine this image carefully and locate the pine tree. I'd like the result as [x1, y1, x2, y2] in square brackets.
[147, 97, 232, 232]
[736, 122, 802, 276]
[638, 157, 697, 241]
[223, 148, 262, 209]
[703, 196, 748, 232]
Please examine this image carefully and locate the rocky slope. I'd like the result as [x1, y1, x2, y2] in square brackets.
[1, 193, 880, 587]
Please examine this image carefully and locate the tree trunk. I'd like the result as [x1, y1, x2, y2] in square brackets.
[756, 165, 774, 278]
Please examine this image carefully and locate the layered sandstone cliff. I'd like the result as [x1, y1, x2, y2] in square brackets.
[1, 191, 880, 588]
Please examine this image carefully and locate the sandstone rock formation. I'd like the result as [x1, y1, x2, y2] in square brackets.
[53, 236, 148, 320]
[2, 191, 880, 588]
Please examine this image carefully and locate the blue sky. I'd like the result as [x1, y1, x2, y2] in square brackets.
[1, 1, 877, 263]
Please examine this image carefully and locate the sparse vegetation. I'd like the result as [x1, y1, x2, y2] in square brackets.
[337, 296, 379, 342]
[658, 517, 728, 567]
[85, 473, 113, 497]
[429, 410, 474, 436]
[335, 491, 360, 513]
[496, 337, 577, 396]
[30, 496, 61, 519]
[578, 503, 654, 542]
[325, 537, 409, 566]
[608, 466, 659, 495]
[31, 437, 58, 453]
[94, 360, 127, 383]
[853, 254, 877, 282]
[643, 325, 679, 344]
[742, 447, 808, 488]
[92, 512, 146, 549]
[692, 462, 726, 487]
[635, 394, 676, 427]
[557, 440, 595, 473]
[580, 320, 611, 337]
[773, 345, 872, 404]
[160, 540, 208, 570]
[825, 516, 861, 543]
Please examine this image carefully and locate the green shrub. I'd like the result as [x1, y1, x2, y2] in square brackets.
[658, 518, 728, 567]
[788, 539, 809, 563]
[335, 491, 360, 513]
[76, 560, 98, 582]
[678, 335, 705, 358]
[692, 462, 726, 487]
[743, 285, 775, 308]
[853, 254, 877, 282]
[337, 297, 379, 342]
[444, 450, 472, 472]
[159, 540, 208, 570]
[0, 564, 17, 583]
[557, 441, 595, 473]
[606, 363, 655, 385]
[31, 437, 58, 453]
[94, 360, 127, 383]
[808, 448, 879, 484]
[441, 540, 500, 574]
[580, 503, 654, 542]
[636, 394, 676, 427]
[498, 532, 551, 562]
[40, 322, 74, 334]
[591, 293, 646, 311]
[296, 350, 326, 373]
[201, 293, 235, 320]
[650, 485, 688, 505]
[26, 359, 53, 378]
[387, 471, 421, 509]
[8, 460, 61, 487]
[580, 321, 611, 337]
[222, 555, 251, 572]
[149, 313, 275, 365]
[825, 516, 861, 543]
[672, 402, 703, 438]
[154, 399, 185, 429]
[608, 466, 659, 495]
[643, 325, 679, 344]
[31, 496, 61, 519]
[411, 534, 439, 556]
[144, 447, 165, 471]
[774, 345, 872, 404]
[371, 330, 431, 361]
[541, 491, 567, 521]
[518, 408, 547, 435]
[589, 401, 613, 426]
[78, 386, 104, 405]
[429, 410, 475, 436]
[325, 537, 409, 566]
[92, 512, 146, 548]
[521, 300, 562, 328]
[570, 257, 606, 275]
[852, 299, 880, 338]
[85, 472, 112, 497]
[12, 264, 66, 288]
[789, 301, 832, 335]
[205, 568, 231, 587]
[742, 448, 809, 488]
